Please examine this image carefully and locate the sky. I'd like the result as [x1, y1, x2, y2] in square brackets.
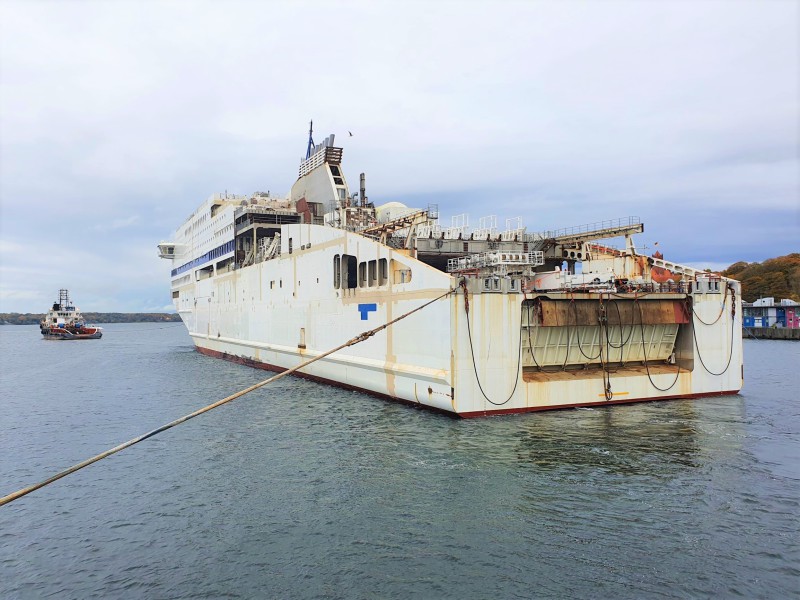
[0, 0, 798, 313]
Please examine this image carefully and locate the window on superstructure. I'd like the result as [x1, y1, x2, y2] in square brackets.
[359, 262, 367, 287]
[342, 254, 357, 289]
[330, 165, 341, 176]
[334, 255, 341, 288]
[379, 259, 388, 285]
[392, 260, 412, 284]
[368, 260, 377, 287]
[288, 238, 293, 254]
[338, 188, 346, 201]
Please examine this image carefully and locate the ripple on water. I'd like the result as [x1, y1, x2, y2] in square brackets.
[0, 328, 799, 598]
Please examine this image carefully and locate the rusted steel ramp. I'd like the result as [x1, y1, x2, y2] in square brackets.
[528, 216, 644, 252]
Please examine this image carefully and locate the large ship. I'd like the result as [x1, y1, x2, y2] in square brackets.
[158, 126, 742, 417]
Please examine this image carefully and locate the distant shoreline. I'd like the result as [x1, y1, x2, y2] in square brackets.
[0, 313, 181, 325]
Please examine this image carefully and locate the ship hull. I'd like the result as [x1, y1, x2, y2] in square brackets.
[173, 224, 743, 417]
[194, 343, 739, 418]
[41, 328, 103, 340]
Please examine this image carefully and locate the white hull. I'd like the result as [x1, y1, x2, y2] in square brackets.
[173, 224, 742, 417]
[160, 129, 742, 416]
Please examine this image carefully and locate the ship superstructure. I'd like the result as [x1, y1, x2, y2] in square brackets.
[158, 127, 742, 416]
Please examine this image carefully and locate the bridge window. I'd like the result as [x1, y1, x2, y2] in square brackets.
[333, 254, 341, 288]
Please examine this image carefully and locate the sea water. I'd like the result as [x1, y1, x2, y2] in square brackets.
[1, 324, 798, 599]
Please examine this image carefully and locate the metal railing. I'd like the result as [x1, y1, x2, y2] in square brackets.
[447, 251, 544, 273]
[527, 216, 642, 241]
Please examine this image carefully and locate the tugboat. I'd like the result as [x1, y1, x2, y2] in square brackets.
[40, 290, 103, 339]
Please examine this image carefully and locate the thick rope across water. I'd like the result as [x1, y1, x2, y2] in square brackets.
[1, 288, 456, 508]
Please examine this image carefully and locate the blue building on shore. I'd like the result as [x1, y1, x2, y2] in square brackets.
[742, 297, 799, 329]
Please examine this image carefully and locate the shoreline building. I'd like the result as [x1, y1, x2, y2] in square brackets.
[743, 298, 800, 329]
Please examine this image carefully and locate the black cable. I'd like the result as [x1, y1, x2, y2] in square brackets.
[525, 303, 543, 369]
[597, 297, 613, 400]
[558, 297, 571, 371]
[572, 300, 602, 361]
[637, 300, 682, 392]
[693, 284, 729, 326]
[463, 289, 523, 407]
[524, 303, 583, 374]
[605, 298, 635, 350]
[691, 307, 737, 376]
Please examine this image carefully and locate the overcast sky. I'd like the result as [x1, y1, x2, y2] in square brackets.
[1, 0, 798, 313]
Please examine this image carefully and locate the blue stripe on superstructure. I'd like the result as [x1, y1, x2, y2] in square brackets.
[171, 239, 235, 277]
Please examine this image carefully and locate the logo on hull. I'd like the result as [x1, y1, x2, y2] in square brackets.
[358, 303, 377, 320]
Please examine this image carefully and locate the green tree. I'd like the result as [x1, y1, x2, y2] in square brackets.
[723, 253, 800, 302]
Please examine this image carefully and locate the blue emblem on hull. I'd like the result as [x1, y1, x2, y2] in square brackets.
[358, 303, 377, 320]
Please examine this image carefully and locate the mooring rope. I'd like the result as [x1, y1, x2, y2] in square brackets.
[1, 288, 456, 507]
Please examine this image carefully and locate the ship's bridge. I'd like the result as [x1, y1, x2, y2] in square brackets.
[157, 242, 186, 259]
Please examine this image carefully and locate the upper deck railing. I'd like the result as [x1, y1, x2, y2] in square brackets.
[299, 146, 342, 177]
[527, 216, 642, 242]
[447, 251, 545, 273]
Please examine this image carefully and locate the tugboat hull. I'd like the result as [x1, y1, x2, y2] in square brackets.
[41, 327, 103, 340]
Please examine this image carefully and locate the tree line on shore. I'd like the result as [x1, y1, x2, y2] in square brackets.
[721, 253, 800, 303]
[1, 313, 182, 325]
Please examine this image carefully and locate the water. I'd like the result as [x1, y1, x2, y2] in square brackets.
[1, 324, 798, 599]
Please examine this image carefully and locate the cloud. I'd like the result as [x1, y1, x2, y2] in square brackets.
[91, 215, 141, 232]
[0, 0, 798, 312]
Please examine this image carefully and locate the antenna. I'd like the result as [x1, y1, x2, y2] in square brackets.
[305, 120, 315, 160]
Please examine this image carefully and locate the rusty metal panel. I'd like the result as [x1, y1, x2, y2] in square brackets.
[532, 298, 688, 327]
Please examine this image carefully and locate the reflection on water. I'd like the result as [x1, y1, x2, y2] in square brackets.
[0, 327, 797, 599]
[546, 398, 742, 471]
